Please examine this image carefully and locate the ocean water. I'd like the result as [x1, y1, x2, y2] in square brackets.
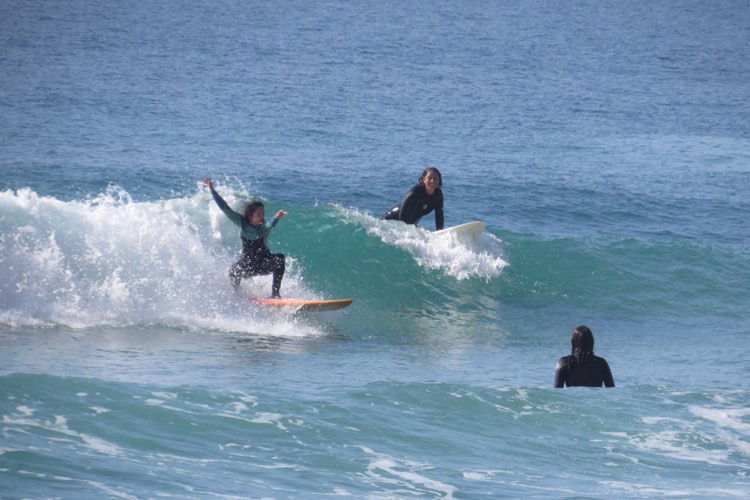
[2, 0, 749, 498]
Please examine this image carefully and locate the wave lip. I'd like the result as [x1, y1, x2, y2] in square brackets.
[339, 206, 508, 281]
[0, 186, 330, 336]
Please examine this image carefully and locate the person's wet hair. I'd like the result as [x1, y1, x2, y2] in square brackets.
[419, 167, 443, 188]
[570, 325, 595, 362]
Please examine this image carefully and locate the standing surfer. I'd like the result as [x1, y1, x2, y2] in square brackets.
[382, 167, 445, 230]
[203, 178, 287, 298]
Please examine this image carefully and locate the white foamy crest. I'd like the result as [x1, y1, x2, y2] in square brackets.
[0, 186, 327, 336]
[341, 207, 508, 280]
[2, 408, 121, 457]
[628, 405, 750, 467]
[690, 405, 750, 457]
[354, 445, 457, 498]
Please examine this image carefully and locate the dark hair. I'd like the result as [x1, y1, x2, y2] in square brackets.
[243, 201, 264, 222]
[418, 167, 443, 189]
[570, 325, 595, 362]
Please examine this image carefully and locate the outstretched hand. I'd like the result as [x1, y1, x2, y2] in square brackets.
[202, 178, 214, 191]
[275, 210, 288, 219]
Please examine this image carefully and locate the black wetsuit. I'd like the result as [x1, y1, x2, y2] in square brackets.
[210, 190, 285, 297]
[554, 354, 615, 388]
[381, 184, 444, 230]
[230, 237, 285, 297]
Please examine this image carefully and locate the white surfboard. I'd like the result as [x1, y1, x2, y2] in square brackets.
[433, 221, 486, 238]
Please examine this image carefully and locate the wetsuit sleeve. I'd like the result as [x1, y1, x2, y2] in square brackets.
[381, 204, 400, 220]
[601, 358, 615, 388]
[434, 190, 444, 230]
[554, 356, 569, 388]
[264, 216, 280, 233]
[210, 190, 243, 227]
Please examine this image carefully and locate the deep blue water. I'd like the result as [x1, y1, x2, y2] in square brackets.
[2, 0, 749, 498]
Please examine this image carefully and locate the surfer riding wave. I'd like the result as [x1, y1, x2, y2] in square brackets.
[203, 178, 287, 298]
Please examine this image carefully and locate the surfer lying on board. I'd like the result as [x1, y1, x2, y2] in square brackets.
[203, 178, 288, 298]
[554, 325, 615, 388]
[381, 167, 445, 230]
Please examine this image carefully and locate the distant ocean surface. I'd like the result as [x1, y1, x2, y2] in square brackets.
[2, 0, 749, 498]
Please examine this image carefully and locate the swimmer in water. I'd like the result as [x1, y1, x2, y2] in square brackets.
[554, 325, 615, 388]
[203, 178, 287, 298]
[381, 167, 444, 230]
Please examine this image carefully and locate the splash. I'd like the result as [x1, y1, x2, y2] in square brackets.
[338, 206, 508, 280]
[0, 185, 326, 336]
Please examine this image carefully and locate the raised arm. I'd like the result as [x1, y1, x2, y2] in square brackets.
[267, 210, 288, 229]
[203, 178, 243, 227]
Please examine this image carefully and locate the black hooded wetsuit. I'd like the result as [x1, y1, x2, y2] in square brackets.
[382, 183, 444, 230]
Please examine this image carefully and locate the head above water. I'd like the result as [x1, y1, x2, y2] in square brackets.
[418, 167, 443, 193]
[243, 201, 265, 225]
[570, 325, 595, 360]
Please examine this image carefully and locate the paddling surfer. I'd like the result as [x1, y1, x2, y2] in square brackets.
[382, 167, 445, 230]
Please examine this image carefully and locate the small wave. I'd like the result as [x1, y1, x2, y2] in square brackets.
[337, 206, 508, 281]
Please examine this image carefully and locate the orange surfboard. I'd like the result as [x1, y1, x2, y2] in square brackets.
[251, 298, 353, 312]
